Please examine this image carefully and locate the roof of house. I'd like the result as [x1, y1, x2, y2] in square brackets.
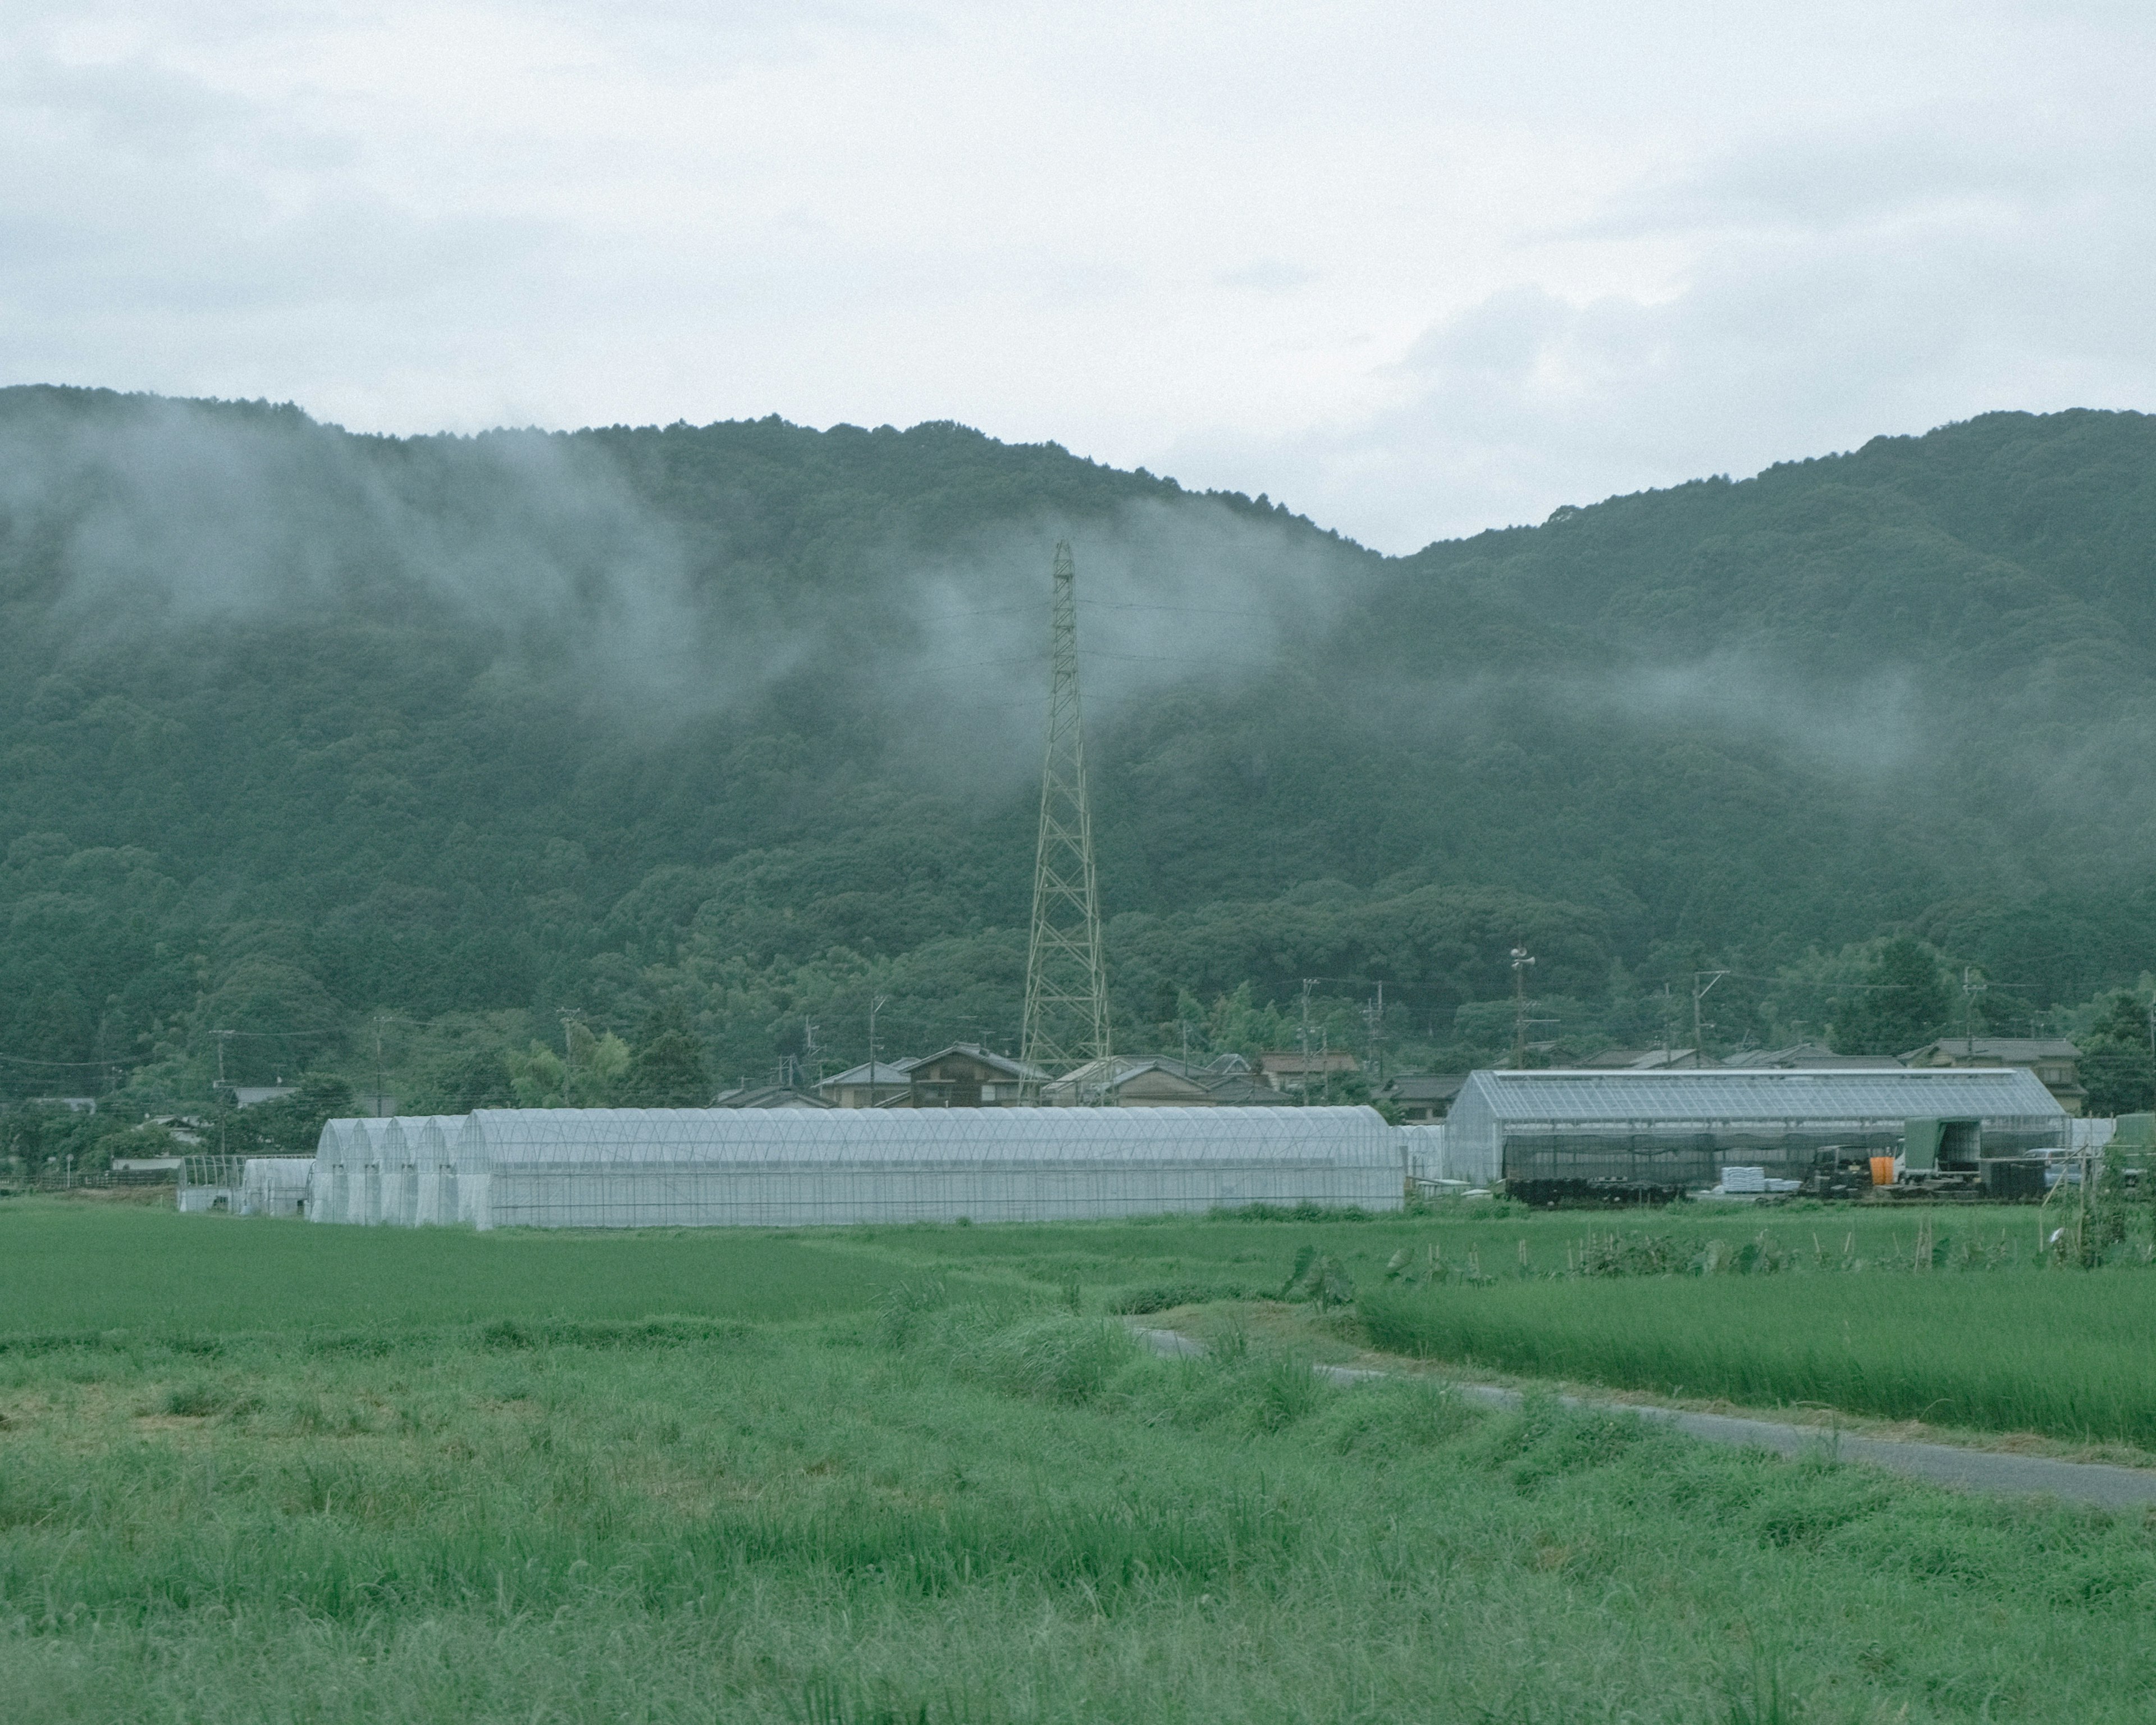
[1041, 1057, 1213, 1097]
[1380, 1072, 1470, 1101]
[1902, 1038, 2081, 1062]
[908, 1044, 1049, 1080]
[1577, 1048, 1714, 1070]
[817, 1061, 917, 1089]
[1199, 1077, 1280, 1104]
[1258, 1049, 1359, 1072]
[1721, 1044, 1905, 1069]
[711, 1085, 833, 1110]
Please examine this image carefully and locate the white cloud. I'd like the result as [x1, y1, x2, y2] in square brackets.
[2, 0, 2152, 550]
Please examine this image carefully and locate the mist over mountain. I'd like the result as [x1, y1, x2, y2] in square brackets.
[2, 384, 2152, 1107]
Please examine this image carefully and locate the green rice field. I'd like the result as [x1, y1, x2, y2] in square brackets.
[4, 1197, 2155, 1722]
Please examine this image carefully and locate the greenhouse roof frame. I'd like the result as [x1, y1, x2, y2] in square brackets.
[1454, 1067, 2064, 1128]
[458, 1105, 1396, 1166]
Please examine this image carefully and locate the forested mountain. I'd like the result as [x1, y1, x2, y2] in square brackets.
[2, 385, 2154, 1138]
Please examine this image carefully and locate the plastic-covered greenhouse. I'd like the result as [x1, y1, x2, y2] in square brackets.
[309, 1116, 465, 1225]
[238, 1157, 314, 1217]
[312, 1105, 1403, 1228]
[1445, 1067, 2068, 1199]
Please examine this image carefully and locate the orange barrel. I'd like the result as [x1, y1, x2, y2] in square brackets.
[1870, 1156, 1897, 1187]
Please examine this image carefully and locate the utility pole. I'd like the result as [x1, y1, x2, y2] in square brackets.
[1692, 971, 1728, 1067]
[558, 1010, 583, 1108]
[803, 1019, 820, 1088]
[1300, 978, 1317, 1103]
[372, 1012, 391, 1119]
[214, 1028, 234, 1157]
[1510, 948, 1535, 1069]
[1962, 968, 1987, 1057]
[1363, 982, 1386, 1084]
[1020, 541, 1111, 1098]
[867, 995, 888, 1108]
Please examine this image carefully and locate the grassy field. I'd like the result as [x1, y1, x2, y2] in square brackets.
[6, 1199, 2156, 1721]
[1360, 1271, 2156, 1447]
[0, 1201, 913, 1334]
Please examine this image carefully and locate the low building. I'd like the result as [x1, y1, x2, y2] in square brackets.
[1376, 1073, 1468, 1122]
[1040, 1058, 1219, 1107]
[1258, 1049, 1360, 1095]
[1899, 1037, 2087, 1115]
[817, 1061, 917, 1110]
[905, 1045, 1048, 1108]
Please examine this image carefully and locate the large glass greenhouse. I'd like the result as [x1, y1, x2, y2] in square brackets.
[310, 1105, 1403, 1229]
[1444, 1066, 2068, 1198]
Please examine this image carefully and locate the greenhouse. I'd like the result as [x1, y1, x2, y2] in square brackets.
[311, 1120, 357, 1224]
[313, 1105, 1404, 1229]
[238, 1157, 314, 1218]
[309, 1116, 463, 1224]
[1445, 1066, 2069, 1199]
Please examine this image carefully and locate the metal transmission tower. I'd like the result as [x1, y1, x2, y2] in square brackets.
[1021, 541, 1111, 1096]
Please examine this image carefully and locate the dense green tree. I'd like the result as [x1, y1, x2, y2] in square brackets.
[623, 1001, 710, 1106]
[225, 1074, 358, 1157]
[2080, 993, 2156, 1117]
[1830, 939, 1953, 1056]
[1, 1105, 50, 1176]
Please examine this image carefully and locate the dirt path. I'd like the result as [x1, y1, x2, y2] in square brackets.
[1130, 1326, 2156, 1510]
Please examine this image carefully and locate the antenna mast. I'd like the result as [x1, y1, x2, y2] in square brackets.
[1021, 541, 1111, 1097]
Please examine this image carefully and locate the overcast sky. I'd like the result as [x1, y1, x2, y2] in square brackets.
[6, 1, 2151, 551]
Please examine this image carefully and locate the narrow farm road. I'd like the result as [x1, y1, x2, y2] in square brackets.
[1130, 1327, 2156, 1511]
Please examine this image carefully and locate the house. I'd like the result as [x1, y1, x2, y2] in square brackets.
[817, 1060, 917, 1110]
[1176, 1054, 1281, 1105]
[1376, 1072, 1468, 1122]
[1257, 1049, 1360, 1095]
[903, 1045, 1049, 1108]
[710, 1085, 832, 1110]
[232, 1085, 296, 1108]
[1899, 1038, 2088, 1116]
[1039, 1057, 1221, 1107]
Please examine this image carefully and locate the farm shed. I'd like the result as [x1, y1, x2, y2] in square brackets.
[238, 1157, 314, 1217]
[314, 1105, 1404, 1229]
[1444, 1067, 2068, 1200]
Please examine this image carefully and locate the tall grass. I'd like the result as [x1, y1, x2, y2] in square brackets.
[9, 1208, 2156, 1719]
[1363, 1269, 2156, 1444]
[5, 1261, 2156, 1721]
